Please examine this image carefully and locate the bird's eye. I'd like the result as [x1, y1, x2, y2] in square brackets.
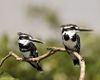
[25, 36, 29, 39]
[70, 27, 75, 30]
[19, 37, 22, 39]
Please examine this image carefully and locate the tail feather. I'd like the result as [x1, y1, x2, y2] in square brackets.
[28, 61, 43, 71]
[36, 64, 43, 71]
[73, 58, 79, 65]
[69, 52, 79, 65]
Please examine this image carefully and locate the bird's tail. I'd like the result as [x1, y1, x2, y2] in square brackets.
[73, 58, 79, 65]
[28, 61, 43, 71]
[69, 53, 79, 65]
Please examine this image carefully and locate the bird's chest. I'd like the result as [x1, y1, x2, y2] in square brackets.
[63, 39, 77, 49]
[21, 52, 31, 58]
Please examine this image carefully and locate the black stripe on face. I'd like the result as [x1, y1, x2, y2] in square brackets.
[61, 24, 79, 33]
[62, 29, 65, 33]
[19, 36, 29, 40]
[62, 28, 76, 34]
[62, 28, 70, 33]
[70, 27, 76, 30]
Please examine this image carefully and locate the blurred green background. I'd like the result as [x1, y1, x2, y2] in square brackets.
[0, 0, 100, 80]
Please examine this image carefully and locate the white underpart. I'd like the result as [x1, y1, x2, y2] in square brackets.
[62, 30, 77, 49]
[22, 51, 30, 57]
[63, 39, 77, 49]
[18, 39, 30, 46]
[63, 30, 76, 39]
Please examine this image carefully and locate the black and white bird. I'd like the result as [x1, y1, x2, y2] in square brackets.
[61, 24, 92, 65]
[17, 32, 44, 71]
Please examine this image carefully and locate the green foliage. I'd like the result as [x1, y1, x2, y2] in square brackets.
[0, 71, 19, 80]
[0, 5, 100, 80]
[0, 33, 100, 80]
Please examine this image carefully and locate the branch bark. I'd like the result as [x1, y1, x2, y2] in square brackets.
[73, 52, 85, 80]
[0, 47, 85, 80]
[0, 51, 23, 67]
[0, 53, 11, 67]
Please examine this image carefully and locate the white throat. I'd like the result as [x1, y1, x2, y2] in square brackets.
[63, 30, 76, 39]
[18, 39, 30, 46]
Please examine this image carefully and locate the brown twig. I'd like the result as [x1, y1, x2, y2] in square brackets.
[0, 51, 23, 67]
[9, 51, 23, 61]
[0, 53, 11, 67]
[0, 47, 85, 80]
[34, 47, 85, 80]
[28, 47, 66, 62]
[73, 52, 85, 80]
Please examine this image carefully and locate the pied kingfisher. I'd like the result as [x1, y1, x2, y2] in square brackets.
[18, 32, 44, 71]
[61, 24, 92, 65]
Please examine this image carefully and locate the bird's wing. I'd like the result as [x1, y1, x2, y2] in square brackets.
[75, 34, 80, 53]
[29, 42, 38, 57]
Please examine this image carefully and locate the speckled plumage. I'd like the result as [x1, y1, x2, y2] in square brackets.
[61, 24, 80, 65]
[18, 32, 43, 71]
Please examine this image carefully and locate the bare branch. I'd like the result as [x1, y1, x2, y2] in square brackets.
[0, 51, 23, 67]
[27, 47, 85, 80]
[0, 53, 11, 67]
[9, 51, 23, 61]
[28, 47, 66, 62]
[73, 52, 85, 80]
[0, 47, 85, 80]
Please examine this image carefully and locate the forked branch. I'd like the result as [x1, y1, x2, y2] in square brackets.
[0, 51, 23, 67]
[0, 47, 85, 80]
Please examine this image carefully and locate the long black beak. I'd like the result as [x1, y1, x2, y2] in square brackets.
[79, 28, 93, 31]
[30, 39, 44, 44]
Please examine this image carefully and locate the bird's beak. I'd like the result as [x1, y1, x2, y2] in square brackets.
[79, 28, 93, 31]
[30, 39, 44, 44]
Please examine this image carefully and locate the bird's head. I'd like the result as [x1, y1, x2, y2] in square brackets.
[17, 32, 31, 40]
[61, 24, 93, 33]
[61, 24, 79, 34]
[17, 32, 44, 44]
[60, 24, 93, 39]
